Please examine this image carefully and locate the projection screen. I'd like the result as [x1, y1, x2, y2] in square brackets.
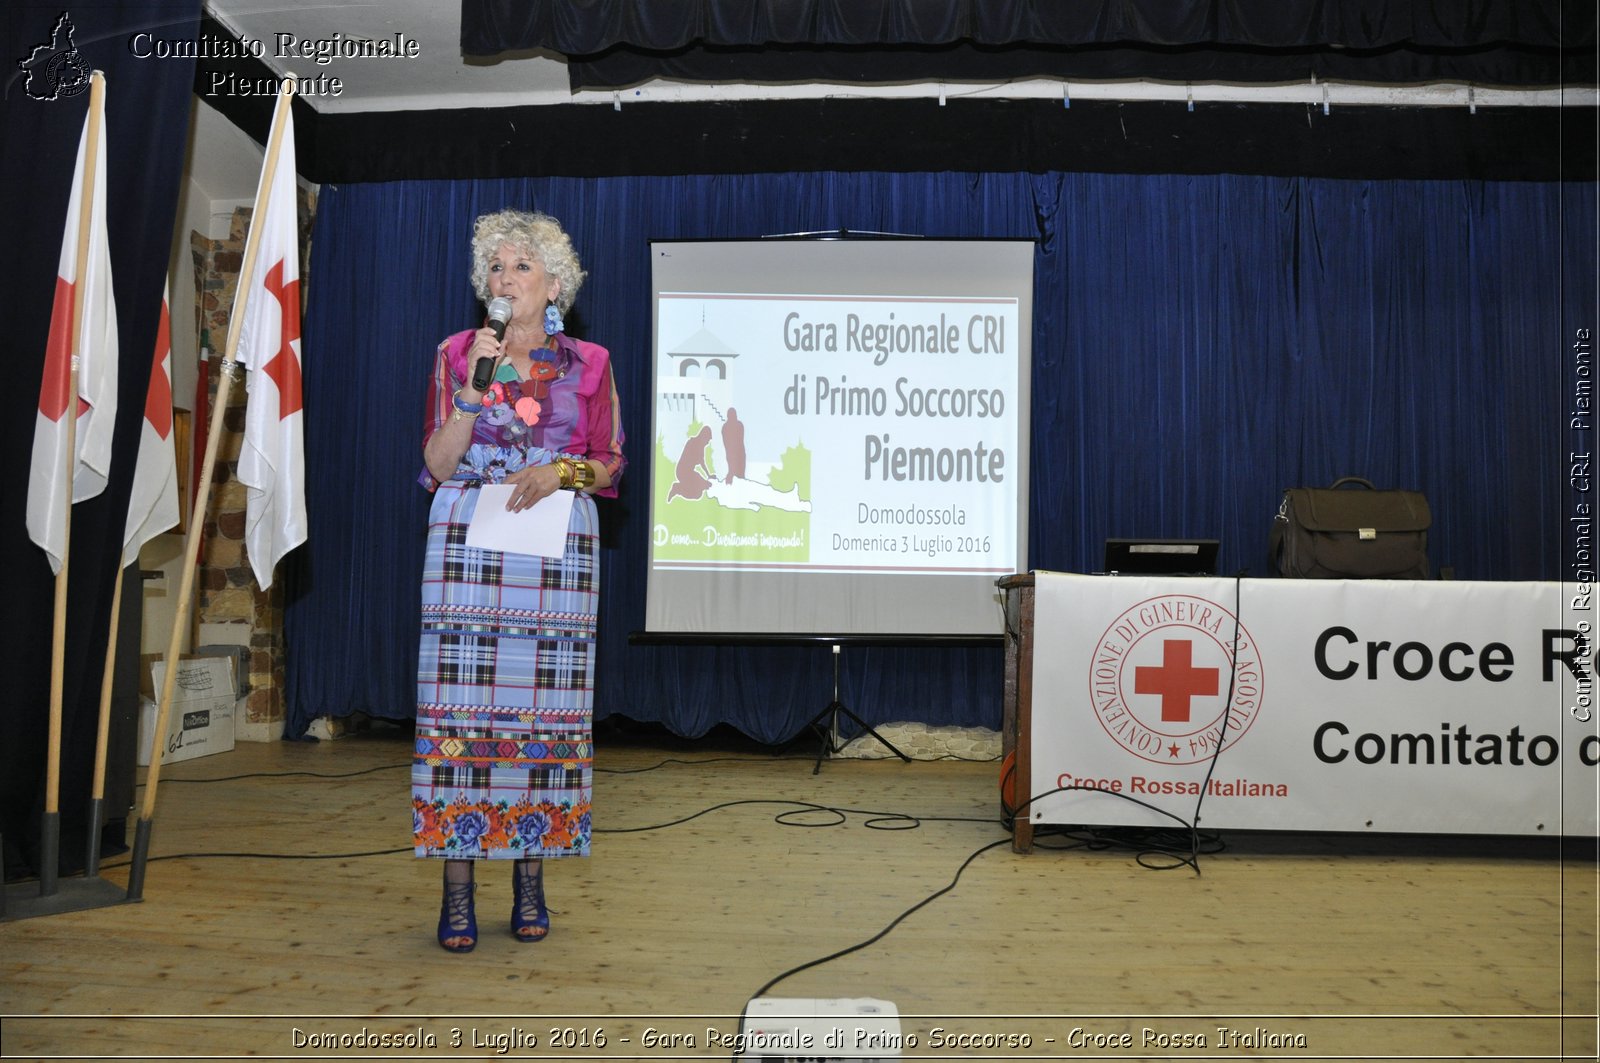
[645, 238, 1033, 636]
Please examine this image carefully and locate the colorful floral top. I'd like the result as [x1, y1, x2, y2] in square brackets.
[419, 328, 625, 495]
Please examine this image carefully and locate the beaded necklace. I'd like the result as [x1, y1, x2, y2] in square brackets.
[524, 340, 569, 402]
[482, 337, 570, 428]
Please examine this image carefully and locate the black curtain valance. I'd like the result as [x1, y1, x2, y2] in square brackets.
[293, 99, 1592, 184]
[562, 41, 1589, 92]
[461, 0, 1594, 89]
[462, 0, 1581, 54]
[191, 11, 1595, 186]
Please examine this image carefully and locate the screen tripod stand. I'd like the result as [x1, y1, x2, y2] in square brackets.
[806, 643, 911, 774]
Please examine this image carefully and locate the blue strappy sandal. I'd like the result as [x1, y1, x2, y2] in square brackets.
[437, 865, 477, 953]
[511, 859, 549, 942]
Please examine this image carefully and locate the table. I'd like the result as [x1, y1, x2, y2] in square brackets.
[999, 572, 1598, 851]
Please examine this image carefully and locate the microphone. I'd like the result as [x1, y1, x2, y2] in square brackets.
[472, 297, 513, 391]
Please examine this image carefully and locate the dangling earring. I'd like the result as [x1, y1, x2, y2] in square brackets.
[544, 300, 564, 336]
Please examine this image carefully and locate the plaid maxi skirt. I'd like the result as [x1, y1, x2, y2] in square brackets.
[412, 479, 597, 860]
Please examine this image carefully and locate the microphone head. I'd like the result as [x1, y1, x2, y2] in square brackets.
[486, 296, 513, 326]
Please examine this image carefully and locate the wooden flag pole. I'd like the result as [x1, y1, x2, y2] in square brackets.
[126, 76, 297, 902]
[40, 70, 106, 898]
[84, 566, 124, 879]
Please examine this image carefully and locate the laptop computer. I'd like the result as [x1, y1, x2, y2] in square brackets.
[1102, 538, 1220, 576]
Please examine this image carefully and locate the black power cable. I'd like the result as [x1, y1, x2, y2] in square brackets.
[114, 680, 1242, 1002]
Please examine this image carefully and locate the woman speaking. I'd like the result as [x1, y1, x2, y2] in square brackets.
[411, 209, 625, 952]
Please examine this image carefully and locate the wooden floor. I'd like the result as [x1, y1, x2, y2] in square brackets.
[1, 725, 1595, 1062]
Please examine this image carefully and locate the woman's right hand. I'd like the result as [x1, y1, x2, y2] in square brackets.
[462, 325, 503, 399]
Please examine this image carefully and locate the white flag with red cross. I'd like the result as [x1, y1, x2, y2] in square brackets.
[27, 98, 118, 575]
[122, 277, 180, 565]
[234, 89, 306, 589]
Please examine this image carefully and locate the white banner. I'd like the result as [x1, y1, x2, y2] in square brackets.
[1031, 573, 1599, 836]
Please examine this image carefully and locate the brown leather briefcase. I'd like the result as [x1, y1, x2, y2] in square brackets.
[1270, 476, 1432, 579]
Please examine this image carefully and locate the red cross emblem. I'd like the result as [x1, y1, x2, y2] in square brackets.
[1134, 639, 1219, 723]
[260, 260, 302, 418]
[145, 301, 173, 438]
[38, 276, 79, 422]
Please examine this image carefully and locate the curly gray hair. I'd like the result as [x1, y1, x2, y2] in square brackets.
[469, 209, 586, 313]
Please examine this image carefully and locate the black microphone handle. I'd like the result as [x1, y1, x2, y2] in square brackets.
[470, 351, 496, 391]
[470, 318, 507, 391]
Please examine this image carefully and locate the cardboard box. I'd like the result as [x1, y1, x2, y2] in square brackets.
[137, 656, 237, 766]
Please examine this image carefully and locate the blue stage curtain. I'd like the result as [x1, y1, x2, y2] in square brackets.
[286, 171, 1594, 742]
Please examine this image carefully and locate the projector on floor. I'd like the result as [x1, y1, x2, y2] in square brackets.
[736, 998, 902, 1061]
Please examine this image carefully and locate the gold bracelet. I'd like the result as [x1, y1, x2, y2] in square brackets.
[552, 457, 595, 490]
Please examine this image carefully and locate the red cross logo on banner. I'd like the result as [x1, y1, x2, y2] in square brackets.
[1134, 638, 1219, 722]
[1090, 593, 1264, 766]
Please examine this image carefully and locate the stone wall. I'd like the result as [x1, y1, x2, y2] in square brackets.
[187, 186, 314, 735]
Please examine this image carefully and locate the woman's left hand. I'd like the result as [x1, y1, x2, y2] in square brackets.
[502, 464, 563, 512]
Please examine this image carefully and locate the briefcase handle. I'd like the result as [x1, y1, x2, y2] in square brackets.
[1328, 476, 1376, 490]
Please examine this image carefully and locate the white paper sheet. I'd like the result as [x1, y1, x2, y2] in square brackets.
[464, 483, 575, 557]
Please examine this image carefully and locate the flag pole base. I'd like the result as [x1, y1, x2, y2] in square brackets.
[2, 874, 131, 923]
[38, 812, 59, 896]
[124, 817, 153, 902]
[84, 798, 104, 880]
